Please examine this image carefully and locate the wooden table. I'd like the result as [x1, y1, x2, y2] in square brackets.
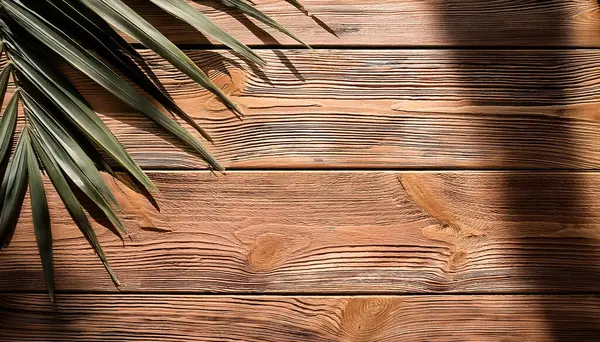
[2, 1, 600, 340]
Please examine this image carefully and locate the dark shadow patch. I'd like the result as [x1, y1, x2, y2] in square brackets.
[274, 50, 305, 82]
[436, 1, 600, 339]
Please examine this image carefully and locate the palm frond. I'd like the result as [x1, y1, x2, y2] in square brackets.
[25, 127, 54, 302]
[150, 0, 265, 66]
[0, 125, 28, 248]
[0, 0, 309, 298]
[80, 0, 243, 118]
[0, 90, 18, 164]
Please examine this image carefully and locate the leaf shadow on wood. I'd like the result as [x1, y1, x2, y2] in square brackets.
[307, 14, 338, 39]
[436, 1, 600, 339]
[198, 0, 279, 46]
[273, 50, 305, 82]
[189, 49, 274, 89]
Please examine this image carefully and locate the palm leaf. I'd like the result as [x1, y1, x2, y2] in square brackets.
[30, 128, 120, 286]
[23, 92, 127, 236]
[286, 0, 307, 13]
[44, 0, 214, 142]
[3, 0, 223, 171]
[0, 63, 12, 108]
[0, 90, 18, 164]
[9, 50, 157, 192]
[23, 93, 118, 207]
[0, 0, 310, 298]
[0, 128, 28, 248]
[47, 0, 139, 57]
[150, 0, 265, 66]
[24, 127, 55, 302]
[80, 0, 243, 119]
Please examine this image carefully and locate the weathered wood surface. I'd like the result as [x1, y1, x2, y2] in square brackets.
[4, 2, 600, 339]
[128, 0, 600, 47]
[58, 49, 600, 169]
[1, 294, 599, 341]
[2, 171, 600, 293]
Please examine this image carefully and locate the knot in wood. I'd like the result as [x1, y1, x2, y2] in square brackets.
[247, 233, 287, 272]
[339, 298, 397, 339]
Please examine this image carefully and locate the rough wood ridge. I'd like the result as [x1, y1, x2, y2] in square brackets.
[65, 49, 600, 169]
[2, 171, 600, 294]
[2, 294, 600, 341]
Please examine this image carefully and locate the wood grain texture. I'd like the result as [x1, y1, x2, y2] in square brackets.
[6, 3, 600, 340]
[2, 171, 600, 293]
[64, 49, 600, 169]
[1, 294, 599, 341]
[127, 0, 600, 47]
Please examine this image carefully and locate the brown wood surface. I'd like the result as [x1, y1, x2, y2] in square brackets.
[128, 0, 600, 47]
[2, 171, 600, 293]
[56, 49, 600, 169]
[4, 2, 600, 339]
[1, 294, 599, 341]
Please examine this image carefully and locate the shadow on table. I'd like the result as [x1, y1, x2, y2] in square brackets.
[436, 1, 600, 339]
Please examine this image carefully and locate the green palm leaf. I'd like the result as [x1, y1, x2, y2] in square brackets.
[286, 0, 307, 13]
[9, 50, 157, 192]
[45, 0, 215, 143]
[0, 90, 19, 164]
[0, 128, 28, 248]
[23, 92, 127, 236]
[0, 0, 310, 298]
[30, 128, 120, 286]
[0, 63, 12, 108]
[24, 127, 55, 302]
[150, 0, 265, 66]
[80, 0, 243, 119]
[23, 93, 118, 207]
[3, 0, 223, 171]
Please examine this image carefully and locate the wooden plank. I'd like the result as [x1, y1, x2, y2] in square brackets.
[128, 0, 600, 47]
[1, 294, 599, 341]
[2, 171, 600, 293]
[69, 49, 600, 169]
